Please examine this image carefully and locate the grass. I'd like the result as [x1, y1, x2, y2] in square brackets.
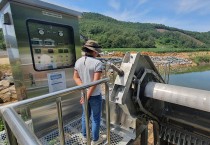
[103, 47, 210, 53]
[170, 65, 210, 74]
[0, 119, 4, 132]
[191, 55, 210, 65]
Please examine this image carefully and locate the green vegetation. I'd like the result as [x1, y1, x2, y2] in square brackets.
[1, 12, 210, 51]
[170, 64, 210, 74]
[0, 119, 4, 131]
[80, 12, 210, 49]
[103, 48, 210, 53]
[0, 29, 6, 50]
[191, 55, 210, 65]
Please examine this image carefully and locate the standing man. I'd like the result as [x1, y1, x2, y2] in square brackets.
[73, 40, 104, 145]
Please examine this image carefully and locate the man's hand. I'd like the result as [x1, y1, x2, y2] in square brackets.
[80, 96, 91, 104]
[80, 97, 84, 104]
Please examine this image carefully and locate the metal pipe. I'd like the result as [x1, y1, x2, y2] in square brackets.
[0, 78, 109, 113]
[167, 116, 210, 133]
[1, 107, 42, 145]
[83, 89, 91, 145]
[56, 97, 65, 145]
[110, 63, 124, 76]
[4, 120, 18, 145]
[144, 82, 210, 113]
[166, 62, 170, 84]
[105, 82, 111, 144]
[153, 121, 160, 145]
[140, 126, 148, 145]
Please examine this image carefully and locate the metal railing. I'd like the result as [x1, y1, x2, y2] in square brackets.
[0, 78, 110, 145]
[154, 61, 170, 83]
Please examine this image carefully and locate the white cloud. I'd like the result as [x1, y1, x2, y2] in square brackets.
[103, 8, 150, 22]
[108, 0, 121, 11]
[138, 0, 148, 5]
[177, 0, 210, 14]
[105, 0, 150, 22]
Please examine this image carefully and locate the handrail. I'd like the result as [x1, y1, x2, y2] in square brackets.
[0, 78, 110, 145]
[0, 78, 109, 111]
[1, 107, 42, 145]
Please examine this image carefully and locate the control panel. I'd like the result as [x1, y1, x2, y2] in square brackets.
[27, 19, 76, 71]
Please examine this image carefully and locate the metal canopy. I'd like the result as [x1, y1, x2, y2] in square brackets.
[0, 0, 82, 17]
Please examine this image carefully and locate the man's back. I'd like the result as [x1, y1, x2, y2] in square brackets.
[74, 56, 102, 96]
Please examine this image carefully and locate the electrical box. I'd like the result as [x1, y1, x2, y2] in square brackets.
[0, 0, 82, 137]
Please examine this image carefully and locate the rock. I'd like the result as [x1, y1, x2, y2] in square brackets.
[0, 98, 3, 103]
[1, 80, 10, 88]
[0, 93, 11, 102]
[0, 84, 17, 104]
[8, 85, 16, 92]
[11, 94, 17, 99]
[0, 71, 3, 80]
[5, 76, 14, 85]
[5, 72, 12, 76]
[0, 86, 3, 91]
[0, 88, 9, 94]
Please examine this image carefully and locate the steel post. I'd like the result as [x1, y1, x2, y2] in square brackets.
[105, 82, 111, 144]
[56, 97, 65, 145]
[140, 126, 148, 145]
[110, 63, 124, 76]
[3, 119, 18, 145]
[83, 89, 91, 145]
[1, 107, 41, 145]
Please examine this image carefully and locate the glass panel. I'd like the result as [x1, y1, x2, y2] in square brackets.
[27, 19, 76, 71]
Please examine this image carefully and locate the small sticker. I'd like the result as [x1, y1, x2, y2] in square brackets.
[42, 11, 62, 19]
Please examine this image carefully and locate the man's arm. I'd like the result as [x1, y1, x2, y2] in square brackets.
[73, 70, 83, 86]
[87, 72, 102, 99]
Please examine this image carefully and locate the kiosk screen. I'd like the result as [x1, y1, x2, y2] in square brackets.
[27, 19, 76, 71]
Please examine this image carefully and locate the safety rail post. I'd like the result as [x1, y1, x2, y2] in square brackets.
[105, 82, 111, 144]
[166, 62, 170, 84]
[56, 97, 65, 145]
[83, 89, 91, 145]
[141, 126, 148, 145]
[0, 78, 109, 145]
[3, 119, 18, 145]
[1, 107, 42, 145]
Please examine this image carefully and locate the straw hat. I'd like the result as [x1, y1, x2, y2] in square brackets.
[82, 40, 102, 53]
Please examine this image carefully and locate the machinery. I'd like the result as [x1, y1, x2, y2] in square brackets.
[109, 52, 210, 145]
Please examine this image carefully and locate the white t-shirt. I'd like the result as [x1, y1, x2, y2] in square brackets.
[74, 56, 103, 96]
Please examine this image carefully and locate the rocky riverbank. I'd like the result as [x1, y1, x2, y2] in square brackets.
[0, 73, 17, 104]
[0, 51, 17, 104]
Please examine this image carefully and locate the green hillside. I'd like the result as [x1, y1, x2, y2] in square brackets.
[79, 12, 210, 49]
[0, 12, 210, 50]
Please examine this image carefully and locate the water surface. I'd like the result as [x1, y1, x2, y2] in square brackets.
[169, 70, 210, 91]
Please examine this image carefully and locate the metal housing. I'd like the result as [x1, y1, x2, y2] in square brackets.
[0, 0, 82, 137]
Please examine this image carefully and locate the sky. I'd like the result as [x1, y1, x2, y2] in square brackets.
[40, 0, 210, 32]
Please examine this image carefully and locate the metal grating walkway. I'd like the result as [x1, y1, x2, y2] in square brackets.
[40, 117, 131, 145]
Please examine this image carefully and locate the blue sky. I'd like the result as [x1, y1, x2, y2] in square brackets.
[43, 0, 210, 32]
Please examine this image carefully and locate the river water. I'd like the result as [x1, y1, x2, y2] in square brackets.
[169, 70, 210, 91]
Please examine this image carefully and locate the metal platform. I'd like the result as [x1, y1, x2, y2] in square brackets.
[39, 117, 131, 145]
[0, 130, 6, 144]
